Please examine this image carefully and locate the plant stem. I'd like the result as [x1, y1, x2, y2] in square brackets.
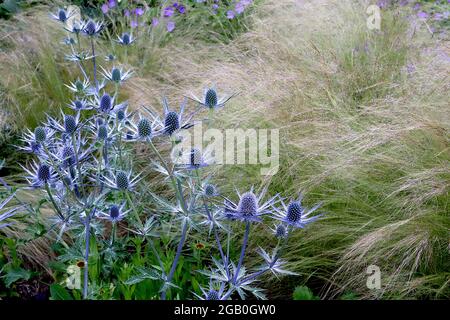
[161, 220, 188, 300]
[232, 222, 250, 285]
[110, 222, 116, 247]
[125, 191, 143, 230]
[90, 38, 99, 93]
[45, 184, 64, 221]
[83, 208, 94, 299]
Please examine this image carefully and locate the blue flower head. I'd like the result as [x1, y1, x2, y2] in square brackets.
[223, 187, 279, 223]
[82, 19, 103, 37]
[188, 85, 237, 109]
[273, 195, 323, 229]
[116, 32, 135, 46]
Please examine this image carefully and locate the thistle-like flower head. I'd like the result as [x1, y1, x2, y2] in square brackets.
[125, 112, 161, 141]
[98, 203, 129, 223]
[176, 148, 212, 170]
[193, 282, 226, 301]
[22, 161, 57, 188]
[66, 78, 90, 95]
[64, 115, 77, 134]
[81, 19, 103, 37]
[103, 170, 141, 191]
[68, 99, 93, 111]
[270, 223, 287, 238]
[34, 127, 47, 143]
[223, 186, 279, 223]
[46, 112, 81, 136]
[188, 85, 237, 109]
[158, 97, 194, 136]
[116, 32, 135, 46]
[50, 8, 71, 23]
[19, 126, 54, 155]
[273, 194, 323, 229]
[203, 183, 219, 197]
[65, 20, 82, 34]
[65, 51, 95, 62]
[101, 66, 133, 84]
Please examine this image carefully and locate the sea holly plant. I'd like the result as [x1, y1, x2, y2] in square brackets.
[15, 7, 324, 300]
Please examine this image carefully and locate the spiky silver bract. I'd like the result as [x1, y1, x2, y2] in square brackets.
[0, 192, 21, 230]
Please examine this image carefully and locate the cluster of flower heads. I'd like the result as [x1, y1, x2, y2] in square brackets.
[20, 6, 324, 300]
[98, 0, 255, 34]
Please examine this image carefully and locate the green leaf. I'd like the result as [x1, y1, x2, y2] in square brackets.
[50, 284, 73, 300]
[124, 267, 161, 285]
[293, 285, 319, 300]
[2, 267, 32, 287]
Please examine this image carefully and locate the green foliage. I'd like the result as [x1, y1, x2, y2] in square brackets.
[293, 285, 319, 300]
[0, 0, 21, 20]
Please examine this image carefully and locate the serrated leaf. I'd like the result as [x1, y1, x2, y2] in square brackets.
[2, 268, 32, 287]
[50, 284, 73, 300]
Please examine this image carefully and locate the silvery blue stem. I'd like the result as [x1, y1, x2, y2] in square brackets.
[83, 208, 95, 299]
[90, 38, 99, 94]
[202, 198, 227, 275]
[161, 220, 188, 300]
[232, 222, 250, 285]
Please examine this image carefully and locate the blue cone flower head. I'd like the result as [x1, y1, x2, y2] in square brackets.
[103, 170, 142, 191]
[66, 78, 90, 94]
[68, 99, 92, 111]
[19, 127, 54, 155]
[101, 66, 133, 84]
[194, 282, 226, 300]
[81, 19, 103, 37]
[177, 148, 212, 170]
[46, 111, 81, 135]
[203, 183, 219, 197]
[273, 194, 323, 229]
[50, 8, 71, 23]
[98, 203, 129, 223]
[22, 161, 57, 188]
[188, 85, 237, 109]
[223, 186, 279, 222]
[116, 32, 135, 46]
[159, 97, 194, 136]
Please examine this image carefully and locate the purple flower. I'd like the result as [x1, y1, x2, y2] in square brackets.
[167, 21, 175, 32]
[434, 13, 444, 21]
[164, 6, 175, 17]
[417, 11, 429, 19]
[178, 5, 186, 14]
[108, 0, 116, 8]
[226, 10, 235, 19]
[101, 3, 109, 14]
[377, 0, 388, 8]
[173, 2, 179, 7]
[131, 20, 138, 28]
[413, 3, 420, 11]
[134, 8, 144, 16]
[152, 17, 159, 26]
[124, 9, 130, 17]
[406, 63, 415, 74]
[235, 3, 245, 14]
